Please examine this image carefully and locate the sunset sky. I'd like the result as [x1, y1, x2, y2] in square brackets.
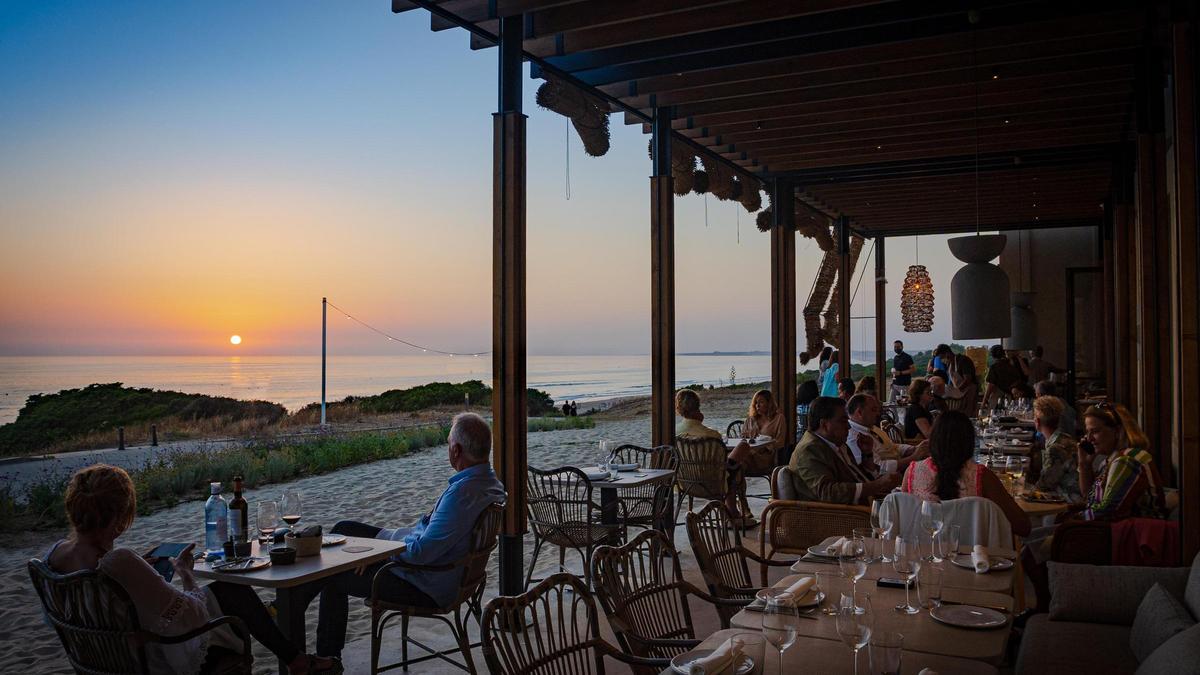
[0, 1, 975, 357]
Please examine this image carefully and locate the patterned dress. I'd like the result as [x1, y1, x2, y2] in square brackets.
[1081, 447, 1165, 520]
[902, 457, 985, 501]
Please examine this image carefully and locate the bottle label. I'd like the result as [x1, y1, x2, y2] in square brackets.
[230, 509, 244, 538]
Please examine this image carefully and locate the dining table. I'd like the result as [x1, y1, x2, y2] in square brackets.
[729, 571, 1015, 665]
[660, 628, 998, 674]
[789, 538, 1016, 594]
[571, 466, 676, 526]
[194, 535, 405, 674]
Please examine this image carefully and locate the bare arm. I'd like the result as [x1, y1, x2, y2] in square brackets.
[915, 417, 933, 438]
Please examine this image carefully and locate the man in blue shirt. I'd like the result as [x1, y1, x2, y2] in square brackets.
[315, 412, 506, 658]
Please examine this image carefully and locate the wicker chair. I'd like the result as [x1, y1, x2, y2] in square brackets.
[685, 500, 795, 626]
[609, 444, 678, 531]
[673, 436, 732, 521]
[725, 420, 744, 438]
[591, 530, 748, 661]
[526, 466, 626, 589]
[760, 469, 871, 583]
[480, 573, 665, 675]
[28, 559, 252, 675]
[881, 419, 905, 445]
[366, 502, 504, 674]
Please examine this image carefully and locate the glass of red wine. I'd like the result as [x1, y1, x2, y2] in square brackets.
[281, 490, 302, 529]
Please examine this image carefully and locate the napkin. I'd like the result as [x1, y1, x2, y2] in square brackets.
[295, 524, 323, 538]
[688, 636, 744, 675]
[755, 434, 773, 443]
[918, 670, 940, 675]
[825, 536, 850, 554]
[776, 576, 815, 605]
[972, 544, 990, 574]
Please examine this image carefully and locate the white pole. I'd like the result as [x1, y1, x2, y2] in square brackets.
[321, 297, 327, 427]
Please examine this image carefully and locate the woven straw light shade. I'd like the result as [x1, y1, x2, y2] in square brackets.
[901, 264, 934, 332]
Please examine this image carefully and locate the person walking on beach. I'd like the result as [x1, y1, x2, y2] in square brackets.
[562, 401, 571, 417]
[570, 401, 578, 416]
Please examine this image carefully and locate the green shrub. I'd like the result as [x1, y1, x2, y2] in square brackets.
[527, 416, 596, 432]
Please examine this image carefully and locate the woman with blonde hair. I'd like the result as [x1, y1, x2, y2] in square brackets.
[1077, 402, 1165, 520]
[738, 389, 788, 475]
[1032, 396, 1081, 501]
[44, 465, 341, 675]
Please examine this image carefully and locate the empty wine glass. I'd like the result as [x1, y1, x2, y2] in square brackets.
[762, 596, 799, 674]
[256, 501, 279, 544]
[839, 536, 868, 614]
[836, 591, 874, 675]
[919, 501, 944, 562]
[876, 502, 895, 564]
[944, 524, 962, 563]
[892, 539, 921, 615]
[598, 440, 610, 471]
[280, 490, 302, 528]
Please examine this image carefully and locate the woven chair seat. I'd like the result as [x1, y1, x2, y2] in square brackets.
[534, 520, 624, 549]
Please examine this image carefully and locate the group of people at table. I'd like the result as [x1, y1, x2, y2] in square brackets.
[37, 342, 1170, 673]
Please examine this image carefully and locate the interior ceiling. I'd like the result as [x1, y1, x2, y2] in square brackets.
[395, 0, 1144, 236]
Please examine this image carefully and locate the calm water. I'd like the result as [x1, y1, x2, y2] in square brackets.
[0, 354, 877, 424]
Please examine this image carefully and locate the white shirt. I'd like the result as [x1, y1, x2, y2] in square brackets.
[847, 418, 915, 475]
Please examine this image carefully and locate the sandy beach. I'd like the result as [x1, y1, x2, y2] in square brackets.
[0, 387, 757, 674]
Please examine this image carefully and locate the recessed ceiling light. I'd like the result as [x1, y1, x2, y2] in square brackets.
[992, 74, 999, 80]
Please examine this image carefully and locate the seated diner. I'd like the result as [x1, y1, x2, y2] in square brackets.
[904, 378, 935, 439]
[788, 396, 899, 505]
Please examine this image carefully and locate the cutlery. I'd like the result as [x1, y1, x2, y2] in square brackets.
[937, 599, 1010, 613]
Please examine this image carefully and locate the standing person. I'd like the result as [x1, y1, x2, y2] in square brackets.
[316, 413, 506, 659]
[45, 465, 341, 675]
[1026, 345, 1066, 384]
[927, 344, 953, 375]
[816, 346, 834, 389]
[890, 340, 915, 403]
[983, 344, 1023, 409]
[821, 351, 841, 397]
[561, 401, 571, 417]
[570, 401, 578, 417]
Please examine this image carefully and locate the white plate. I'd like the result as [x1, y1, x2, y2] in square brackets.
[806, 544, 840, 558]
[929, 604, 1008, 629]
[322, 535, 347, 546]
[208, 557, 271, 573]
[755, 586, 824, 608]
[951, 556, 1014, 572]
[670, 650, 754, 675]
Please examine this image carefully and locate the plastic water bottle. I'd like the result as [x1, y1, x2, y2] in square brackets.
[204, 482, 228, 553]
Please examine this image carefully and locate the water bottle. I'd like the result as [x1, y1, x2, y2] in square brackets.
[204, 482, 228, 553]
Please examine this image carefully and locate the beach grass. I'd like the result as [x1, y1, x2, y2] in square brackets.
[527, 416, 596, 432]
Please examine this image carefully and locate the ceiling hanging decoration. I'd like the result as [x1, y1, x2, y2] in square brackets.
[535, 73, 612, 157]
[1005, 231, 1037, 350]
[901, 238, 934, 332]
[949, 9, 1012, 340]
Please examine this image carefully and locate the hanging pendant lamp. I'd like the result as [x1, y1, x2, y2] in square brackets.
[1005, 231, 1037, 350]
[948, 9, 1012, 340]
[901, 237, 934, 332]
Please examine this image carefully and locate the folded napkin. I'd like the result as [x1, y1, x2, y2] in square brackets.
[825, 536, 850, 554]
[755, 434, 773, 443]
[972, 544, 990, 574]
[776, 576, 815, 605]
[688, 636, 744, 675]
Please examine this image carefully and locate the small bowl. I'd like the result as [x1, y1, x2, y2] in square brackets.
[285, 533, 323, 557]
[269, 547, 296, 565]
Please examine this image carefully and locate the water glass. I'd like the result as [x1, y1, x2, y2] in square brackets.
[892, 539, 921, 615]
[944, 524, 962, 563]
[918, 565, 944, 609]
[836, 592, 874, 675]
[839, 537, 868, 613]
[815, 571, 844, 616]
[853, 527, 878, 563]
[730, 632, 765, 675]
[607, 463, 619, 481]
[256, 501, 279, 543]
[762, 597, 799, 675]
[868, 631, 904, 675]
[918, 501, 944, 562]
[598, 440, 610, 471]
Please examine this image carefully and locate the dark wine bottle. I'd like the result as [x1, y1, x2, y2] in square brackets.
[229, 475, 249, 543]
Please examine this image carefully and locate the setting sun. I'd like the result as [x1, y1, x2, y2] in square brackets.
[229, 335, 242, 345]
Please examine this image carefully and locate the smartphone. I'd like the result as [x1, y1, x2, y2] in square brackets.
[148, 543, 192, 583]
[876, 577, 913, 589]
[1079, 439, 1095, 454]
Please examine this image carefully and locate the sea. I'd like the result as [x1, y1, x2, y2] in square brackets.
[0, 353, 879, 425]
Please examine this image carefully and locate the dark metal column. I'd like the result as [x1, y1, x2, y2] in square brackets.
[837, 216, 853, 376]
[770, 179, 797, 446]
[651, 107, 676, 448]
[493, 14, 527, 597]
[874, 237, 887, 400]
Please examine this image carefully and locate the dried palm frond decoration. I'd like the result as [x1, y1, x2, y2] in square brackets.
[692, 170, 710, 195]
[645, 138, 697, 196]
[901, 265, 934, 332]
[804, 250, 839, 354]
[756, 208, 773, 232]
[820, 235, 866, 347]
[536, 74, 611, 157]
[739, 176, 763, 213]
[700, 154, 738, 200]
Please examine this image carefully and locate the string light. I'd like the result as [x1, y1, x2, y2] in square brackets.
[324, 300, 488, 356]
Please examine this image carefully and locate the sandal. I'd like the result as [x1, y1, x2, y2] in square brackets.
[299, 655, 343, 675]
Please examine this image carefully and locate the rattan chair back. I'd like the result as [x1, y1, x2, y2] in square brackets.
[685, 502, 755, 605]
[673, 436, 729, 504]
[725, 420, 744, 438]
[527, 466, 601, 548]
[591, 530, 695, 659]
[481, 574, 607, 674]
[759, 500, 871, 561]
[610, 445, 678, 528]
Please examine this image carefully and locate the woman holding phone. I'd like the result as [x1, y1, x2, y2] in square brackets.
[44, 464, 341, 675]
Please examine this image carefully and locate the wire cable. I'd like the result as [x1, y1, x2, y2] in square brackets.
[324, 300, 488, 356]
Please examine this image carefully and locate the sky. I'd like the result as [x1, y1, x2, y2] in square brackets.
[0, 1, 979, 357]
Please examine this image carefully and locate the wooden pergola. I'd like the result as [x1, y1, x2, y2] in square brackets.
[392, 0, 1200, 592]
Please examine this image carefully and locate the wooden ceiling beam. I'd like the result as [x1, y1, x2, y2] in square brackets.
[851, 217, 1102, 237]
[599, 11, 1141, 99]
[550, 0, 1134, 86]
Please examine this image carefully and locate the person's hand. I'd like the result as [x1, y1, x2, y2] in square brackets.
[911, 442, 930, 460]
[172, 543, 197, 578]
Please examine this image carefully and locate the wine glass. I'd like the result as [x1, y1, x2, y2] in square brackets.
[839, 536, 868, 614]
[877, 503, 895, 564]
[762, 597, 798, 674]
[892, 539, 921, 615]
[257, 501, 279, 544]
[280, 490, 302, 528]
[918, 501, 944, 562]
[944, 524, 962, 563]
[836, 592, 874, 675]
[869, 500, 890, 562]
[598, 440, 611, 472]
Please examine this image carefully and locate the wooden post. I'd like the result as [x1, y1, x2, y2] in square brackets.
[1170, 16, 1199, 560]
[837, 216, 853, 376]
[770, 178, 797, 447]
[1111, 158, 1135, 408]
[651, 107, 676, 448]
[117, 427, 125, 451]
[151, 424, 158, 447]
[874, 237, 887, 401]
[493, 14, 527, 596]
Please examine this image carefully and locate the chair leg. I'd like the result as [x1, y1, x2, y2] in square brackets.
[370, 608, 383, 675]
[524, 537, 543, 590]
[558, 545, 566, 574]
[453, 608, 476, 674]
[400, 613, 409, 672]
